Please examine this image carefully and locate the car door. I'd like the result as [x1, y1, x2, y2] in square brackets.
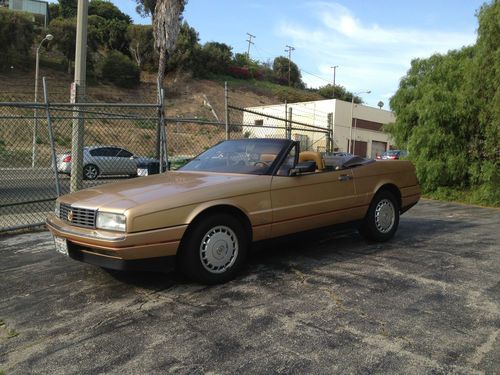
[88, 147, 109, 175]
[270, 146, 360, 238]
[104, 147, 123, 174]
[115, 148, 136, 175]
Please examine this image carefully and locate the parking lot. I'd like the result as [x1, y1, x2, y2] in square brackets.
[0, 199, 499, 374]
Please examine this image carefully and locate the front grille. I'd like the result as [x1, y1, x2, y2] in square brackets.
[59, 203, 96, 229]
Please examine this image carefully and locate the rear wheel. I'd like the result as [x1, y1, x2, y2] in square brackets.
[359, 190, 399, 242]
[83, 164, 99, 180]
[178, 213, 248, 284]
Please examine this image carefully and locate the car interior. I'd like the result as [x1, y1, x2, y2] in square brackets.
[297, 151, 374, 174]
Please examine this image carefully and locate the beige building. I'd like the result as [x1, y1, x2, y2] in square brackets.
[243, 99, 395, 159]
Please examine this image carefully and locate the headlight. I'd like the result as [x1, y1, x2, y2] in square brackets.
[54, 201, 60, 217]
[96, 212, 126, 232]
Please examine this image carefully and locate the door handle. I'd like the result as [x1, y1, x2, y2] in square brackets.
[338, 174, 353, 181]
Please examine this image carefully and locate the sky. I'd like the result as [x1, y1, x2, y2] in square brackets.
[59, 0, 485, 108]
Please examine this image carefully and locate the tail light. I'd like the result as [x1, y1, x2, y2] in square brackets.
[63, 155, 72, 163]
[388, 155, 397, 159]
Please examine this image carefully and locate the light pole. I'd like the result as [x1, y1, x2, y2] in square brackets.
[32, 34, 54, 168]
[330, 65, 338, 98]
[349, 90, 371, 154]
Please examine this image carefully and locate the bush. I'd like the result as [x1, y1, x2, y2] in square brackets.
[226, 65, 251, 79]
[99, 50, 140, 88]
[0, 9, 35, 71]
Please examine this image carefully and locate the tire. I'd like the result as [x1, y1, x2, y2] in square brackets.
[359, 190, 399, 242]
[83, 164, 99, 180]
[178, 213, 248, 284]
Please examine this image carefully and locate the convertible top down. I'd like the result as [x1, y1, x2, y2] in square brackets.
[46, 138, 420, 284]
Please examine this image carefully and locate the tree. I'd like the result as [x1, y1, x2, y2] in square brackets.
[388, 48, 474, 191]
[316, 84, 362, 103]
[127, 24, 155, 70]
[99, 50, 140, 88]
[272, 56, 303, 87]
[49, 17, 77, 73]
[467, 0, 499, 193]
[0, 9, 35, 70]
[58, 0, 77, 18]
[166, 22, 204, 75]
[49, 3, 60, 19]
[152, 0, 186, 85]
[377, 101, 384, 109]
[202, 42, 232, 74]
[135, 0, 156, 17]
[89, 0, 132, 23]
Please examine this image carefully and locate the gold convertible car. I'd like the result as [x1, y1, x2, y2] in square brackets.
[46, 138, 420, 284]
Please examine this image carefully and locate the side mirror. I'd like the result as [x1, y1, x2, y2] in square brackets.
[289, 160, 316, 176]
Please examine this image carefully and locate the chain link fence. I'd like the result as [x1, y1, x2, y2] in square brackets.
[1, 78, 332, 233]
[0, 78, 162, 231]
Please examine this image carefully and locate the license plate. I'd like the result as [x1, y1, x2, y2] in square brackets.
[137, 168, 148, 177]
[53, 236, 68, 256]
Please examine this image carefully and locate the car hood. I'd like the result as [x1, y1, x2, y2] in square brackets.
[59, 171, 271, 213]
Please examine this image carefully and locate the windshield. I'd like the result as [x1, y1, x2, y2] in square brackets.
[179, 139, 289, 174]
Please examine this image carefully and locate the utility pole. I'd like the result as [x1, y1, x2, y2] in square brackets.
[246, 33, 255, 58]
[331, 65, 338, 98]
[285, 45, 295, 87]
[70, 0, 88, 192]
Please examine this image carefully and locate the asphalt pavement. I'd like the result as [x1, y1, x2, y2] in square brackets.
[0, 199, 499, 374]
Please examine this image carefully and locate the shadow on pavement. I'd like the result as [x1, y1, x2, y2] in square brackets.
[103, 216, 476, 289]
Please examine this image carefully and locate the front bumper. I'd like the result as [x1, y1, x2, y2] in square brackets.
[67, 243, 176, 271]
[46, 213, 187, 261]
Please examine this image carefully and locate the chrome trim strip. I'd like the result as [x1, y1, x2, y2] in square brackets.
[46, 219, 126, 242]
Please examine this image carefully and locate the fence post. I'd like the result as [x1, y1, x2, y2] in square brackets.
[159, 87, 168, 171]
[156, 78, 162, 161]
[284, 100, 288, 139]
[42, 77, 61, 197]
[224, 81, 229, 140]
[287, 107, 293, 139]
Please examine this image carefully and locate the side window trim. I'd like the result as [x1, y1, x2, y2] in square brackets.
[272, 142, 299, 177]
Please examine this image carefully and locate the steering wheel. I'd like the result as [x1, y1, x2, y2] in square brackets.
[253, 161, 270, 168]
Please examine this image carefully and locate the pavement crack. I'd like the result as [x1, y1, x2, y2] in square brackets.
[469, 329, 499, 365]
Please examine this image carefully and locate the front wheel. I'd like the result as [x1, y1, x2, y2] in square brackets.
[359, 190, 399, 242]
[178, 213, 248, 284]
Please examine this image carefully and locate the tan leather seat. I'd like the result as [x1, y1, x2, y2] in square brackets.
[298, 151, 325, 171]
[260, 153, 276, 163]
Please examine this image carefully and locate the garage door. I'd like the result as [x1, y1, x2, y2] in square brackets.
[348, 140, 368, 157]
[371, 141, 387, 159]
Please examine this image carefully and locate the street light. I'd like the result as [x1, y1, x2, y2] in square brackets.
[330, 65, 338, 98]
[349, 90, 371, 154]
[32, 34, 54, 168]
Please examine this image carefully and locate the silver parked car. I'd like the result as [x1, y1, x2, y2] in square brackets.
[56, 146, 156, 180]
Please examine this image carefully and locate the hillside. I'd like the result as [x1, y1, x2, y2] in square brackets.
[0, 66, 323, 121]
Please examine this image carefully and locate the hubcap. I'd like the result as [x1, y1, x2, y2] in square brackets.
[200, 225, 238, 274]
[85, 166, 97, 179]
[374, 198, 395, 233]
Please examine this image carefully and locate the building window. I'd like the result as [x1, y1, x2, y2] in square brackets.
[254, 119, 264, 126]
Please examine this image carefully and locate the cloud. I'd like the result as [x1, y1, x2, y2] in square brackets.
[276, 2, 476, 107]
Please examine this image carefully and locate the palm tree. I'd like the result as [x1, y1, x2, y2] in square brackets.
[153, 0, 186, 85]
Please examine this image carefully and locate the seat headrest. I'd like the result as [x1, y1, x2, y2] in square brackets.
[299, 151, 325, 170]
